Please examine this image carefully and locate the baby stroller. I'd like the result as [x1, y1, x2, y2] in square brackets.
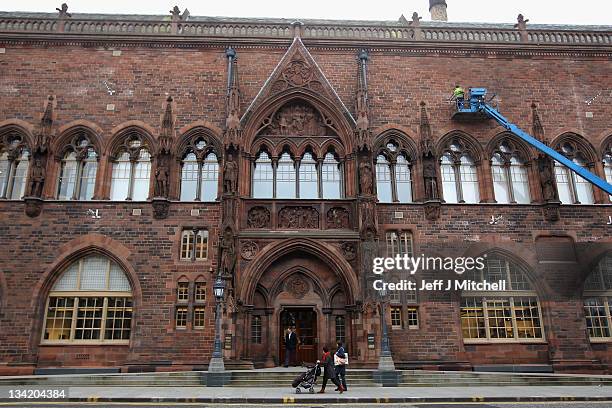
[291, 361, 321, 394]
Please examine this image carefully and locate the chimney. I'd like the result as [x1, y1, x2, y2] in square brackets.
[429, 0, 448, 21]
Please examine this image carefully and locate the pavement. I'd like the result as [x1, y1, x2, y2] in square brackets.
[2, 385, 612, 404]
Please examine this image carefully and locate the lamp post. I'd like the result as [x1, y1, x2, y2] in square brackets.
[209, 275, 226, 372]
[377, 284, 395, 371]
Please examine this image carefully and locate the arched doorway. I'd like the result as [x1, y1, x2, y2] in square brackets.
[239, 239, 358, 367]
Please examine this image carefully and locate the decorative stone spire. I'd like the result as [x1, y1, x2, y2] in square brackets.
[531, 102, 545, 144]
[429, 0, 448, 22]
[224, 47, 241, 150]
[419, 101, 432, 150]
[355, 49, 372, 151]
[35, 95, 54, 154]
[160, 95, 174, 153]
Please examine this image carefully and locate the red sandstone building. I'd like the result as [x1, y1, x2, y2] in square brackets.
[1, 1, 612, 375]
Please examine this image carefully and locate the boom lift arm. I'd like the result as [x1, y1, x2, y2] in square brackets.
[456, 88, 612, 196]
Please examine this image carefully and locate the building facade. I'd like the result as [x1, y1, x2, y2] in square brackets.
[1, 3, 612, 375]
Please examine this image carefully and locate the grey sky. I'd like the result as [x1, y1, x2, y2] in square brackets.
[2, 0, 611, 25]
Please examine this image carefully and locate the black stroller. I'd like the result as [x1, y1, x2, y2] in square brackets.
[291, 361, 321, 394]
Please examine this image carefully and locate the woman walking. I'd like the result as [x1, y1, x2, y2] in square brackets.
[318, 346, 345, 394]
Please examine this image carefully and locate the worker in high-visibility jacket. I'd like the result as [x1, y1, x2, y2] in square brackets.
[452, 85, 465, 109]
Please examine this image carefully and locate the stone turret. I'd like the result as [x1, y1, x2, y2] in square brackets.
[429, 0, 448, 21]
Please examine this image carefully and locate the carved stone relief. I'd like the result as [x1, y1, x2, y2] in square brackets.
[326, 207, 350, 229]
[286, 275, 309, 299]
[247, 206, 271, 228]
[265, 103, 330, 136]
[341, 242, 356, 261]
[278, 206, 319, 229]
[240, 241, 259, 260]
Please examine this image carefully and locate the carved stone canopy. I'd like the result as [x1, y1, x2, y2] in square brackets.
[111, 132, 150, 161]
[0, 131, 29, 160]
[57, 132, 98, 161]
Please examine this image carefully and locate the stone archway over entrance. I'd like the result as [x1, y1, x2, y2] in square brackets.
[239, 239, 358, 367]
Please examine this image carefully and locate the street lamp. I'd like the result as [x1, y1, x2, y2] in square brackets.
[377, 283, 395, 371]
[209, 275, 226, 372]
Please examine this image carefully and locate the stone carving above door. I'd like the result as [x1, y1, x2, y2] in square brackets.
[286, 275, 309, 299]
[241, 240, 259, 260]
[278, 206, 319, 229]
[247, 206, 271, 228]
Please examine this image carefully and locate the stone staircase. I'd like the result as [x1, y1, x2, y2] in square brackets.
[227, 369, 378, 387]
[400, 370, 612, 387]
[1, 369, 612, 387]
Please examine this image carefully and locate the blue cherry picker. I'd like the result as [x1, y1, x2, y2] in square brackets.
[452, 88, 612, 196]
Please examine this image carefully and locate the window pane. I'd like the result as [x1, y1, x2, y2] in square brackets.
[177, 282, 189, 302]
[376, 155, 392, 203]
[510, 157, 530, 204]
[253, 152, 273, 198]
[440, 154, 458, 203]
[44, 297, 74, 340]
[52, 262, 79, 291]
[486, 299, 513, 339]
[299, 153, 318, 199]
[395, 156, 412, 203]
[407, 307, 419, 328]
[554, 163, 572, 204]
[132, 150, 151, 201]
[491, 155, 510, 204]
[335, 315, 345, 344]
[78, 151, 97, 201]
[110, 152, 131, 200]
[180, 152, 198, 201]
[176, 307, 188, 328]
[514, 297, 542, 339]
[201, 153, 219, 202]
[105, 297, 132, 340]
[195, 282, 206, 302]
[321, 153, 341, 199]
[461, 297, 486, 339]
[252, 315, 262, 344]
[9, 150, 29, 199]
[74, 297, 104, 340]
[180, 230, 194, 260]
[58, 152, 78, 200]
[276, 153, 296, 199]
[573, 159, 594, 204]
[195, 230, 208, 260]
[0, 152, 9, 197]
[80, 256, 108, 291]
[109, 262, 131, 291]
[604, 158, 612, 202]
[584, 298, 610, 338]
[460, 155, 479, 203]
[391, 306, 402, 329]
[194, 307, 206, 329]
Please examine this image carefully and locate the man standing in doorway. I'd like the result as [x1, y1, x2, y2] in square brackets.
[334, 341, 348, 391]
[284, 327, 298, 367]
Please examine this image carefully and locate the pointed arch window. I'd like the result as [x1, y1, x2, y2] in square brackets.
[110, 134, 151, 201]
[253, 151, 274, 198]
[491, 141, 531, 204]
[0, 149, 30, 200]
[460, 256, 543, 343]
[179, 145, 219, 202]
[299, 152, 318, 199]
[180, 152, 199, 201]
[440, 140, 480, 203]
[375, 139, 413, 203]
[276, 152, 296, 199]
[603, 152, 612, 202]
[57, 134, 98, 200]
[42, 255, 132, 344]
[554, 140, 594, 204]
[321, 153, 342, 199]
[375, 155, 392, 203]
[0, 132, 30, 200]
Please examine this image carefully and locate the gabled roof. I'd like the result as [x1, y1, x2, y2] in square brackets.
[240, 36, 356, 127]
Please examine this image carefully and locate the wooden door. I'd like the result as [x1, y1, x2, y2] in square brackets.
[280, 308, 317, 365]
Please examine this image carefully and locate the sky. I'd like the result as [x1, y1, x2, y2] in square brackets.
[1, 0, 611, 25]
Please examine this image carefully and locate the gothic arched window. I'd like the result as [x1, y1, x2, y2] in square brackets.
[321, 152, 342, 199]
[252, 151, 273, 198]
[583, 254, 612, 340]
[460, 256, 543, 342]
[603, 149, 612, 202]
[110, 134, 151, 201]
[440, 140, 480, 203]
[298, 152, 318, 199]
[554, 141, 594, 204]
[42, 255, 132, 343]
[179, 136, 219, 202]
[491, 140, 531, 204]
[57, 133, 98, 200]
[0, 131, 30, 200]
[374, 139, 413, 203]
[276, 152, 296, 199]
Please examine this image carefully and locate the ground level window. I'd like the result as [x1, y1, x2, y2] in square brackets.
[252, 315, 262, 344]
[176, 307, 188, 329]
[335, 315, 346, 344]
[407, 307, 419, 329]
[193, 307, 206, 329]
[390, 306, 402, 329]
